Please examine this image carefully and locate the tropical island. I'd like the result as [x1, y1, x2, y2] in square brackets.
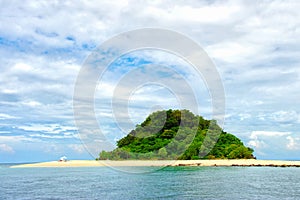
[99, 109, 255, 160]
[11, 110, 300, 168]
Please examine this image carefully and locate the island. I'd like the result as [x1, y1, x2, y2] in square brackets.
[10, 159, 300, 168]
[11, 110, 300, 168]
[99, 109, 255, 160]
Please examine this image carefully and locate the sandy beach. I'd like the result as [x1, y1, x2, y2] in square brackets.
[10, 159, 300, 168]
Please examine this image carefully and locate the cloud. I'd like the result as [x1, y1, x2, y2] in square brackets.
[207, 41, 260, 63]
[248, 131, 291, 151]
[0, 131, 10, 134]
[248, 131, 291, 150]
[11, 123, 79, 142]
[0, 0, 300, 161]
[272, 111, 299, 124]
[286, 136, 300, 150]
[144, 4, 240, 24]
[0, 113, 20, 120]
[0, 144, 15, 154]
[28, 133, 75, 139]
[68, 144, 86, 154]
[17, 123, 77, 135]
[247, 131, 300, 159]
[0, 135, 39, 143]
[247, 139, 267, 150]
[250, 131, 291, 139]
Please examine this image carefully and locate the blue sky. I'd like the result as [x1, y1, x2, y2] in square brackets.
[0, 0, 300, 162]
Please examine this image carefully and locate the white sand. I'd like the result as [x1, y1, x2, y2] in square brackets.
[10, 159, 300, 168]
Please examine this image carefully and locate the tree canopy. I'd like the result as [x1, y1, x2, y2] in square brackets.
[98, 109, 255, 160]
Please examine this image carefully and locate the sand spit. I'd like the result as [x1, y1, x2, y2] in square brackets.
[10, 159, 300, 168]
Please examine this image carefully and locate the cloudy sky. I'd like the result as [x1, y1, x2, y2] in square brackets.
[0, 0, 299, 162]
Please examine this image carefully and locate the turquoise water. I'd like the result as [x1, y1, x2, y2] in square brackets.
[1, 165, 300, 199]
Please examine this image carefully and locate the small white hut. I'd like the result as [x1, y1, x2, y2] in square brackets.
[59, 156, 67, 162]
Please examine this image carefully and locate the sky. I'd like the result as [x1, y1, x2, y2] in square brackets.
[0, 0, 299, 162]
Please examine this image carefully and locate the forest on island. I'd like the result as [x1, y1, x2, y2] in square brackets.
[99, 109, 255, 160]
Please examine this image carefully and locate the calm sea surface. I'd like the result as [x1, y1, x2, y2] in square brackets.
[1, 164, 300, 200]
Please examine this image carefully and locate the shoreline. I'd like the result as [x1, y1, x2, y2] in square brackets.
[10, 159, 300, 168]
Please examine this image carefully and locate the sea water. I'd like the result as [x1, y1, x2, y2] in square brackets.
[1, 164, 300, 200]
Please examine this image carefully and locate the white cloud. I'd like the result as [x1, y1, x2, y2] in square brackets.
[18, 123, 77, 135]
[248, 131, 291, 151]
[21, 100, 42, 107]
[272, 111, 299, 124]
[28, 133, 75, 139]
[238, 113, 251, 121]
[248, 131, 300, 156]
[0, 113, 20, 120]
[250, 131, 291, 139]
[12, 63, 33, 72]
[0, 135, 38, 143]
[0, 131, 10, 134]
[248, 139, 267, 150]
[68, 144, 86, 154]
[0, 0, 300, 160]
[247, 131, 300, 158]
[43, 144, 62, 154]
[286, 136, 300, 150]
[206, 41, 260, 63]
[0, 144, 15, 154]
[145, 4, 240, 24]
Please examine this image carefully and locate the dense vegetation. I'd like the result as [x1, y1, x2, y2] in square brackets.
[99, 109, 254, 160]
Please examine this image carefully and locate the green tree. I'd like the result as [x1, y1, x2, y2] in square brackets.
[98, 109, 255, 160]
[158, 147, 168, 159]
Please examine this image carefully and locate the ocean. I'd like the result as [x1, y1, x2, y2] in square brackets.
[1, 164, 300, 200]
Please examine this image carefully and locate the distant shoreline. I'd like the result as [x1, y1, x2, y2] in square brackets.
[10, 159, 300, 168]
